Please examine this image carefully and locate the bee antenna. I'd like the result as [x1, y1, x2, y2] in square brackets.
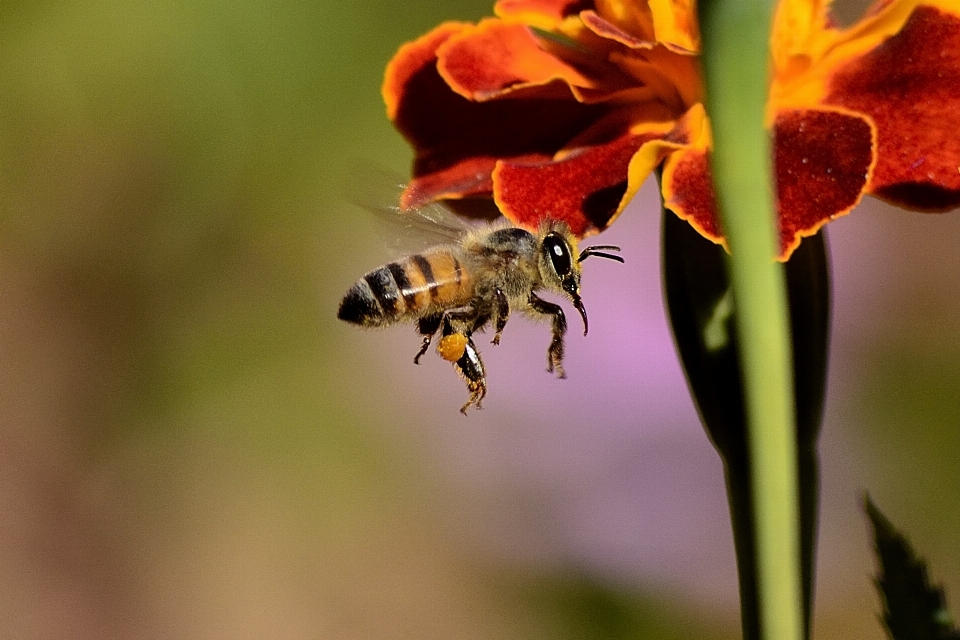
[579, 246, 624, 263]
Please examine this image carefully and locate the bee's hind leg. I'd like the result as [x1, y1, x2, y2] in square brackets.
[413, 313, 442, 364]
[442, 304, 488, 336]
[455, 337, 487, 414]
[433, 305, 488, 413]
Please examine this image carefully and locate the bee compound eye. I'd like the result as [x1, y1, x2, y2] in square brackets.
[544, 234, 572, 276]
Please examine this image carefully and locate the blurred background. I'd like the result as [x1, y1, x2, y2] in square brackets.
[1, 0, 958, 638]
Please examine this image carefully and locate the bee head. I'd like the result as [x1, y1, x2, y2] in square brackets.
[538, 223, 624, 337]
[538, 225, 589, 335]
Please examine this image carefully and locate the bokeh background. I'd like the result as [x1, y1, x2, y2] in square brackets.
[2, 0, 958, 638]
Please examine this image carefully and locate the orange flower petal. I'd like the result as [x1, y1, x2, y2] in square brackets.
[384, 23, 610, 209]
[383, 22, 468, 121]
[770, 0, 916, 117]
[493, 131, 661, 235]
[580, 9, 654, 48]
[771, 0, 832, 74]
[494, 0, 592, 24]
[648, 0, 699, 52]
[663, 108, 875, 259]
[588, 0, 697, 52]
[436, 19, 594, 101]
[593, 0, 656, 43]
[825, 4, 960, 210]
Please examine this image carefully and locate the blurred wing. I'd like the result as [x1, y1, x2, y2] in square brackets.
[386, 199, 476, 243]
[345, 164, 478, 252]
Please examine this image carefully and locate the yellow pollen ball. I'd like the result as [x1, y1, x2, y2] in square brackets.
[437, 333, 468, 362]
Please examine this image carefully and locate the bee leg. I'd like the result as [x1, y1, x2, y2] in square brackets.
[529, 292, 567, 379]
[491, 288, 509, 345]
[414, 313, 443, 364]
[455, 336, 487, 414]
[442, 305, 484, 335]
[436, 307, 488, 413]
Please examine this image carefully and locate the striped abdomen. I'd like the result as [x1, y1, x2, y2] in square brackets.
[338, 249, 473, 327]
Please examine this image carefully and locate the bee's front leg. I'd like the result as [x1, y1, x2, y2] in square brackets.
[491, 287, 509, 345]
[455, 336, 486, 414]
[413, 313, 443, 364]
[528, 292, 567, 379]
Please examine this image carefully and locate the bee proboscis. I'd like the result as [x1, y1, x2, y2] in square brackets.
[338, 205, 623, 414]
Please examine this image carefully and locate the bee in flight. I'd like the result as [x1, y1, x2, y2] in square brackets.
[337, 202, 623, 414]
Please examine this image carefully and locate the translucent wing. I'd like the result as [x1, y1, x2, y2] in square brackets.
[346, 165, 480, 252]
[378, 199, 476, 245]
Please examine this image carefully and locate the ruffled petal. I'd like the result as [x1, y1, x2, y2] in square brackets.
[581, 0, 698, 52]
[662, 107, 875, 259]
[384, 23, 610, 210]
[493, 130, 662, 235]
[580, 9, 654, 47]
[659, 104, 721, 246]
[495, 107, 701, 236]
[770, 0, 916, 114]
[593, 0, 656, 42]
[436, 19, 595, 101]
[771, 0, 833, 75]
[607, 46, 702, 111]
[662, 148, 722, 246]
[494, 0, 593, 27]
[774, 108, 875, 256]
[648, 0, 699, 53]
[402, 155, 533, 210]
[383, 22, 468, 121]
[825, 4, 960, 210]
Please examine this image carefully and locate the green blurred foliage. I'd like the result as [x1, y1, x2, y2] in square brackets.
[3, 0, 956, 637]
[520, 572, 718, 640]
[0, 0, 734, 637]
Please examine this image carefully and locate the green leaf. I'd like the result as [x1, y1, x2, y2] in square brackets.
[866, 496, 960, 640]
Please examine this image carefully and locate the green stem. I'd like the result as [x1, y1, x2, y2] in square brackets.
[699, 2, 803, 639]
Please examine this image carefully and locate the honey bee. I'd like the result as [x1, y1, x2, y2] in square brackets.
[338, 204, 623, 414]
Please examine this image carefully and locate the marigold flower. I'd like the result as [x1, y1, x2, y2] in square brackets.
[383, 0, 960, 259]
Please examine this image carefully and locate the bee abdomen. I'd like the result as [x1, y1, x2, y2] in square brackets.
[338, 278, 385, 326]
[339, 252, 466, 327]
[338, 266, 402, 327]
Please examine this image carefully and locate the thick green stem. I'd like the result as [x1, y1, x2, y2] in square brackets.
[699, 2, 803, 639]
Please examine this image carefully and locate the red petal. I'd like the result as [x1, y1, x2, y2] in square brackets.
[383, 23, 466, 121]
[664, 108, 874, 259]
[385, 25, 610, 209]
[662, 148, 723, 244]
[826, 5, 960, 210]
[493, 132, 659, 235]
[775, 109, 875, 255]
[401, 153, 550, 210]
